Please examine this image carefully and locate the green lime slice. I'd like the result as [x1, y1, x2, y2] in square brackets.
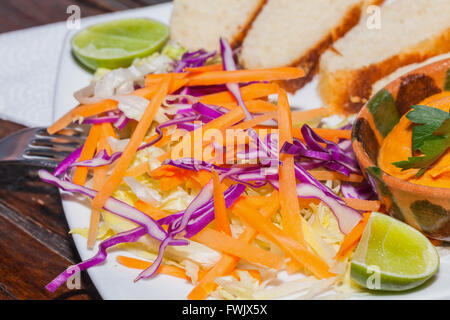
[351, 212, 439, 292]
[71, 18, 169, 71]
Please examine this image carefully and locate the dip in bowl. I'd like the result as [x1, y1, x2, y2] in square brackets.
[352, 58, 450, 241]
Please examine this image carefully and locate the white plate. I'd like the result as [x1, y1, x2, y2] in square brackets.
[53, 2, 450, 300]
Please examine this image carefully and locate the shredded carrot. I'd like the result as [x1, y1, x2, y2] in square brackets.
[314, 128, 352, 140]
[185, 177, 201, 190]
[116, 256, 190, 280]
[134, 200, 169, 220]
[184, 64, 223, 73]
[150, 164, 180, 178]
[87, 124, 113, 248]
[168, 78, 190, 95]
[117, 255, 261, 284]
[309, 170, 364, 183]
[73, 124, 102, 186]
[92, 77, 170, 210]
[241, 194, 276, 208]
[160, 174, 187, 192]
[145, 72, 187, 88]
[88, 172, 105, 249]
[191, 170, 213, 187]
[199, 83, 278, 105]
[124, 161, 150, 177]
[291, 107, 328, 124]
[124, 130, 179, 178]
[187, 67, 304, 86]
[143, 128, 186, 152]
[277, 88, 304, 245]
[343, 199, 381, 212]
[229, 111, 276, 131]
[135, 77, 188, 99]
[98, 123, 114, 155]
[192, 228, 283, 270]
[235, 99, 277, 112]
[335, 212, 371, 260]
[159, 106, 246, 162]
[47, 105, 82, 135]
[72, 99, 119, 120]
[132, 87, 157, 99]
[153, 132, 176, 148]
[298, 198, 321, 208]
[194, 106, 246, 132]
[100, 122, 117, 139]
[212, 169, 231, 235]
[188, 255, 237, 300]
[232, 200, 334, 279]
[188, 191, 280, 300]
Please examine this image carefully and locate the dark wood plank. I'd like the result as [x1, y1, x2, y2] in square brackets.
[0, 0, 105, 33]
[0, 214, 100, 300]
[0, 164, 73, 241]
[0, 285, 16, 300]
[0, 0, 171, 34]
[0, 0, 170, 300]
[0, 198, 74, 260]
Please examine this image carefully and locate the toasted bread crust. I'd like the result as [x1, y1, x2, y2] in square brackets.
[230, 0, 267, 49]
[319, 27, 450, 114]
[170, 0, 266, 51]
[279, 3, 364, 93]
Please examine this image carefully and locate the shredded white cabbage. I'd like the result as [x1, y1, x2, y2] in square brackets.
[123, 176, 161, 205]
[75, 81, 359, 300]
[114, 95, 150, 121]
[74, 50, 175, 117]
[182, 260, 200, 284]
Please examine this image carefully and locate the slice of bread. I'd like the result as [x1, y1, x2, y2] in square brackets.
[319, 0, 450, 114]
[170, 0, 266, 52]
[239, 0, 374, 92]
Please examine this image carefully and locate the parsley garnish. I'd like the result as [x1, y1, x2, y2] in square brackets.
[392, 105, 450, 177]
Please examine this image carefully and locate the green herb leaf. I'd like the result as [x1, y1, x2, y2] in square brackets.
[405, 105, 450, 152]
[434, 118, 450, 136]
[393, 135, 450, 177]
[393, 105, 450, 177]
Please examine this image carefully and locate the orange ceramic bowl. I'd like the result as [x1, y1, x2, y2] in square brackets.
[352, 58, 450, 241]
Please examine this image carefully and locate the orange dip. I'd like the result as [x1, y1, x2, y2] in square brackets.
[378, 93, 450, 189]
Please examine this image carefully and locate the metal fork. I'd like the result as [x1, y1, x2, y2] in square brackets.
[0, 126, 88, 168]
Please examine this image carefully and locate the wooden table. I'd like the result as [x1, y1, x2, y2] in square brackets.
[0, 0, 169, 300]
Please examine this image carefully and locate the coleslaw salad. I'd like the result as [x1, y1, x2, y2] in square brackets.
[41, 38, 381, 300]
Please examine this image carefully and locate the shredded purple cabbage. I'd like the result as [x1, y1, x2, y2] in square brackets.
[42, 38, 372, 292]
[281, 124, 361, 177]
[173, 49, 216, 73]
[46, 227, 147, 292]
[341, 181, 376, 200]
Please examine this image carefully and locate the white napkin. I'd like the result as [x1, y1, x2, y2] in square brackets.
[0, 3, 171, 128]
[0, 22, 69, 127]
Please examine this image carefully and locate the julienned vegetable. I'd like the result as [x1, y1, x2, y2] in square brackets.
[41, 38, 376, 300]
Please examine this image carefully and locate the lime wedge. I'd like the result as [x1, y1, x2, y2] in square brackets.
[351, 212, 439, 291]
[71, 18, 169, 70]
